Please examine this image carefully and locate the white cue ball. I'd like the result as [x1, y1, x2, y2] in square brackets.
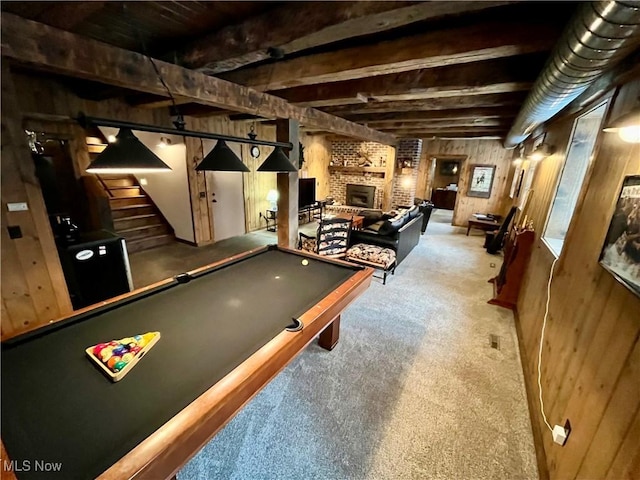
[301, 259, 309, 266]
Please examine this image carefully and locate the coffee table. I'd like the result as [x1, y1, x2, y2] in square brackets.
[467, 217, 500, 235]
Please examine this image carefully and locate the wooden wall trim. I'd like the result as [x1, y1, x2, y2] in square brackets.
[513, 309, 551, 480]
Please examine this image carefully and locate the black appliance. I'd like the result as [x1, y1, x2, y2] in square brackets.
[57, 230, 133, 309]
[298, 178, 316, 208]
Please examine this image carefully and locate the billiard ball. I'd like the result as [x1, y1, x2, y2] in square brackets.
[107, 356, 121, 369]
[113, 361, 127, 372]
[112, 345, 127, 356]
[130, 346, 141, 355]
[301, 259, 309, 266]
[121, 352, 134, 363]
[93, 343, 107, 356]
[100, 347, 114, 362]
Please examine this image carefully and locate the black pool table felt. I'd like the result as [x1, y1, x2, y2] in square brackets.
[2, 249, 360, 479]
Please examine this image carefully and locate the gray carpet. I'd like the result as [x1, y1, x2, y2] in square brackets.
[172, 210, 538, 479]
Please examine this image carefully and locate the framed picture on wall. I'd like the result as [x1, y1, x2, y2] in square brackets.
[599, 175, 640, 297]
[467, 164, 496, 198]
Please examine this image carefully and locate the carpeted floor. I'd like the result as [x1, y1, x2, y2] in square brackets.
[172, 210, 538, 480]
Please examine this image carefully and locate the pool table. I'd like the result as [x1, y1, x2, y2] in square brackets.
[1, 245, 373, 480]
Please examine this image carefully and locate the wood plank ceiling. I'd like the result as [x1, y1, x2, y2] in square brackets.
[1, 1, 578, 140]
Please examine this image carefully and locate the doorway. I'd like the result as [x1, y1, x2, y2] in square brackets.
[209, 142, 246, 242]
[422, 155, 466, 223]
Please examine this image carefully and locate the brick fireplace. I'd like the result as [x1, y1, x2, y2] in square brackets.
[328, 139, 422, 210]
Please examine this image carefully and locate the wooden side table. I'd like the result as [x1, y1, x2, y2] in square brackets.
[467, 217, 500, 235]
[265, 209, 277, 232]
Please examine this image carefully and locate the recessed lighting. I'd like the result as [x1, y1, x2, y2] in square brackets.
[158, 137, 172, 148]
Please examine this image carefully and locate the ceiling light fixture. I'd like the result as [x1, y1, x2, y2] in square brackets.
[196, 140, 250, 172]
[257, 147, 297, 172]
[603, 109, 640, 143]
[86, 128, 172, 174]
[79, 114, 293, 173]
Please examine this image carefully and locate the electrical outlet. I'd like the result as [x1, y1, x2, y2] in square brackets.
[552, 419, 571, 446]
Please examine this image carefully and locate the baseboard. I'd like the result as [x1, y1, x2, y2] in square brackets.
[513, 308, 550, 480]
[175, 238, 198, 247]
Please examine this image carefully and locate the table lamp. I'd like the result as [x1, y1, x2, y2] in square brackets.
[267, 189, 279, 211]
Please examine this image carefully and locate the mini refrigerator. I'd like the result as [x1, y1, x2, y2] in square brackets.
[57, 231, 133, 309]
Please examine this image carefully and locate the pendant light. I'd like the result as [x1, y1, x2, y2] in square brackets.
[86, 128, 172, 174]
[196, 140, 250, 172]
[257, 146, 297, 172]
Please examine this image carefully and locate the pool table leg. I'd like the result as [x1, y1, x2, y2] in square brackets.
[318, 315, 340, 350]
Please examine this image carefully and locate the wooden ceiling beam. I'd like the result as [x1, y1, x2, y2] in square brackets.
[341, 107, 519, 124]
[220, 21, 559, 90]
[173, 1, 514, 74]
[369, 119, 511, 129]
[275, 55, 543, 108]
[1, 13, 396, 145]
[126, 93, 193, 109]
[321, 92, 528, 116]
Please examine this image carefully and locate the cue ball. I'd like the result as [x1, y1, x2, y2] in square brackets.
[302, 259, 309, 266]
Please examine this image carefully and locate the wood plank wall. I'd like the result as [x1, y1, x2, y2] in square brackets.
[515, 78, 640, 479]
[301, 133, 331, 199]
[1, 67, 73, 338]
[417, 139, 514, 225]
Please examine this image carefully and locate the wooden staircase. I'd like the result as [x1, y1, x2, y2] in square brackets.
[98, 175, 175, 253]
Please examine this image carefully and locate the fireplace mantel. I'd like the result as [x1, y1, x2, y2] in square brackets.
[328, 166, 386, 176]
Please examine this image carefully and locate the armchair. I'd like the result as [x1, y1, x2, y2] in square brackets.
[299, 217, 352, 258]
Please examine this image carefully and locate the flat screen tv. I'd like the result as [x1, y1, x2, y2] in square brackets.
[299, 178, 316, 208]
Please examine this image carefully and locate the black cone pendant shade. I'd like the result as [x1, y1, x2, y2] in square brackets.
[196, 140, 250, 172]
[257, 146, 297, 172]
[86, 128, 172, 174]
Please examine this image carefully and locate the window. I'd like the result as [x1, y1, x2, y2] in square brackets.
[543, 102, 608, 256]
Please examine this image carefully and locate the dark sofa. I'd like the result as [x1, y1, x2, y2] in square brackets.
[349, 205, 423, 266]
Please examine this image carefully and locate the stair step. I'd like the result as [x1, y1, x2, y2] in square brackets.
[126, 234, 175, 254]
[114, 214, 160, 230]
[111, 204, 155, 219]
[110, 187, 143, 197]
[119, 224, 170, 240]
[109, 196, 148, 208]
[99, 177, 136, 188]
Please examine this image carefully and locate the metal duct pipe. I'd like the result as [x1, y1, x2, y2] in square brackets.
[504, 1, 640, 148]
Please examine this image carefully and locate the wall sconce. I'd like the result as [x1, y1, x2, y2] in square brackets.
[157, 137, 172, 148]
[603, 109, 640, 143]
[527, 143, 554, 161]
[513, 144, 525, 166]
[266, 189, 279, 210]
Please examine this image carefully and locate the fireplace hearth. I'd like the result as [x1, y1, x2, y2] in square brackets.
[346, 184, 376, 208]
